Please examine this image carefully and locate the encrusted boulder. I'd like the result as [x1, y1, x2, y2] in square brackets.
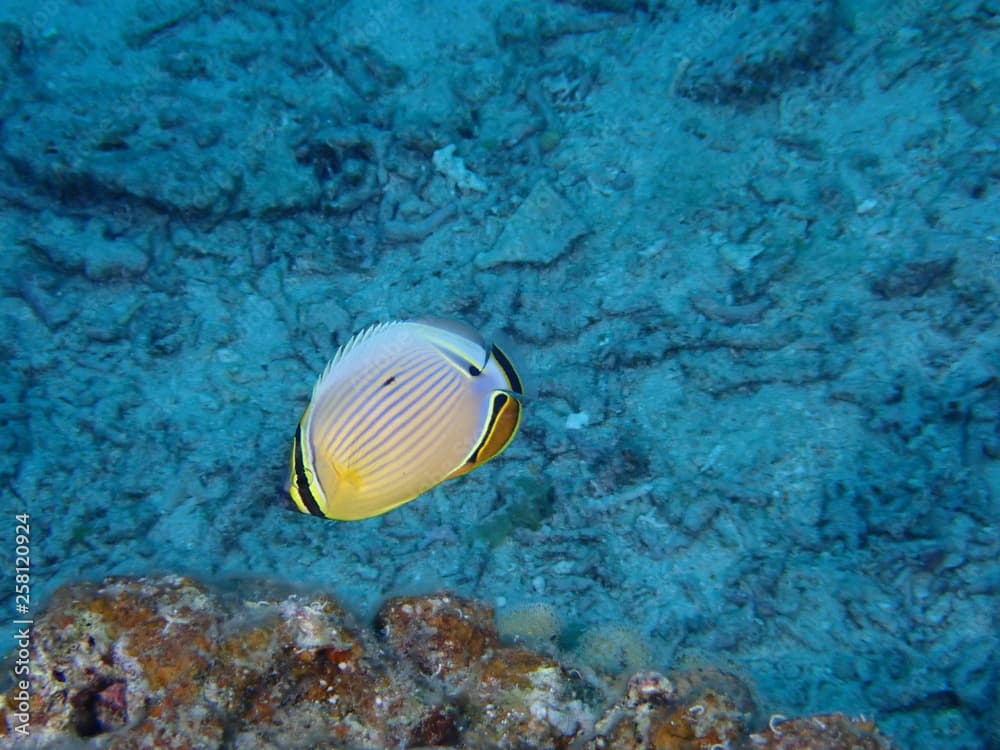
[0, 575, 439, 749]
[377, 593, 596, 747]
[0, 576, 900, 750]
[748, 712, 898, 750]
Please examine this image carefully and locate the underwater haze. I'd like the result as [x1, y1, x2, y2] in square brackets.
[1, 0, 998, 748]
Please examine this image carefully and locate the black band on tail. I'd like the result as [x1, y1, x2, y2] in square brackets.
[292, 425, 326, 518]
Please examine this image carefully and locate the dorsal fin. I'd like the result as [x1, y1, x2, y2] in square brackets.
[311, 320, 402, 399]
[413, 316, 486, 350]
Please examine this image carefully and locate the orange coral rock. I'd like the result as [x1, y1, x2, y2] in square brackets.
[376, 593, 595, 748]
[5, 576, 435, 749]
[376, 593, 498, 684]
[2, 576, 901, 750]
[749, 712, 897, 750]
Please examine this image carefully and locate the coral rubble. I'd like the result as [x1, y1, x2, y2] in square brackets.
[0, 575, 899, 750]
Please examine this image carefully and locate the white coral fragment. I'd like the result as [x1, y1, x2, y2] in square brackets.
[433, 144, 487, 193]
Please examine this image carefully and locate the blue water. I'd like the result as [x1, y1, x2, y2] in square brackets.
[1, 1, 998, 748]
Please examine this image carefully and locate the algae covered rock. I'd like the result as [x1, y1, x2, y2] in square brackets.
[675, 0, 838, 104]
[1, 575, 901, 750]
[377, 592, 597, 747]
[0, 575, 438, 749]
[474, 180, 589, 269]
[748, 712, 899, 749]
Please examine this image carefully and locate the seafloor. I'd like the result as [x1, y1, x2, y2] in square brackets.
[0, 0, 997, 748]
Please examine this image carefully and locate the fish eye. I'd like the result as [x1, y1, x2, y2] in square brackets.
[468, 365, 481, 376]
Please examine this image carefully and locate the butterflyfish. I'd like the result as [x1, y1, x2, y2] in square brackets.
[288, 318, 524, 521]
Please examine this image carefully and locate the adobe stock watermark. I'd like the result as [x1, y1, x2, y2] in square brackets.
[10, 513, 32, 737]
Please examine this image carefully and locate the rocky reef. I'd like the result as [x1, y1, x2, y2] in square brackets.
[0, 575, 898, 749]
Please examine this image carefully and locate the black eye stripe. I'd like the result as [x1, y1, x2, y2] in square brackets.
[491, 344, 523, 394]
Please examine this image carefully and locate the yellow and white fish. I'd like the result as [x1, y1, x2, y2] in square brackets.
[288, 318, 524, 521]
